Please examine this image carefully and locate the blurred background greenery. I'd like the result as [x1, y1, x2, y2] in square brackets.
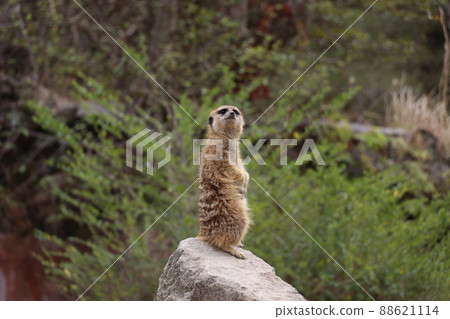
[0, 0, 449, 300]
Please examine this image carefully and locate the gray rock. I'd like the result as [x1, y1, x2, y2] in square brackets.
[155, 237, 306, 301]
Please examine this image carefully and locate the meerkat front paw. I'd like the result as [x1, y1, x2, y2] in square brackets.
[237, 242, 244, 248]
[243, 171, 249, 186]
[242, 171, 249, 199]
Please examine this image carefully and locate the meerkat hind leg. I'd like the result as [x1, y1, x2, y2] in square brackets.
[197, 236, 246, 259]
[221, 246, 246, 259]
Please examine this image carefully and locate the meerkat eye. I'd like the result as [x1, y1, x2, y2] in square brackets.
[233, 109, 240, 116]
[218, 108, 228, 115]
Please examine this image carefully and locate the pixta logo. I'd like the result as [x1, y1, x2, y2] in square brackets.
[126, 128, 171, 175]
[126, 129, 325, 175]
[193, 138, 325, 166]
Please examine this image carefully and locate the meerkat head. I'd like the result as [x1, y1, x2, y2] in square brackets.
[208, 105, 244, 139]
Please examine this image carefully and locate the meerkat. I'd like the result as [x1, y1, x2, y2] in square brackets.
[197, 105, 250, 259]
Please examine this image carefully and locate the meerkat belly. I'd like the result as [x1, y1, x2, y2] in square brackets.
[198, 172, 248, 221]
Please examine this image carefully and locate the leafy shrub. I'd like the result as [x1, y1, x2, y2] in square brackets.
[32, 69, 449, 300]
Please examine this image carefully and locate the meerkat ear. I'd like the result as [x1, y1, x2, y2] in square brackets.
[208, 116, 213, 127]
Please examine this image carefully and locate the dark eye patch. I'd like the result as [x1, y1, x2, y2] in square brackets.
[218, 108, 228, 115]
[233, 109, 240, 115]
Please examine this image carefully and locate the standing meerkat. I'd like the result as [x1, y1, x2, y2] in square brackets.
[197, 105, 250, 259]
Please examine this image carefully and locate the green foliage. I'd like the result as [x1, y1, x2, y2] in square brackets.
[356, 129, 388, 151]
[31, 69, 449, 300]
[248, 161, 449, 300]
[31, 78, 200, 300]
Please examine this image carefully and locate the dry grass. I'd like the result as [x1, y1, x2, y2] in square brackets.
[386, 87, 450, 155]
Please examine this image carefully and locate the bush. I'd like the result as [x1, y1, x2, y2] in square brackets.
[32, 70, 449, 300]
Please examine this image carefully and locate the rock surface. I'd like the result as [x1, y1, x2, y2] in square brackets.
[155, 237, 306, 301]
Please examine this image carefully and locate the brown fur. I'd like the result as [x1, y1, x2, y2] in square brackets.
[197, 105, 250, 259]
